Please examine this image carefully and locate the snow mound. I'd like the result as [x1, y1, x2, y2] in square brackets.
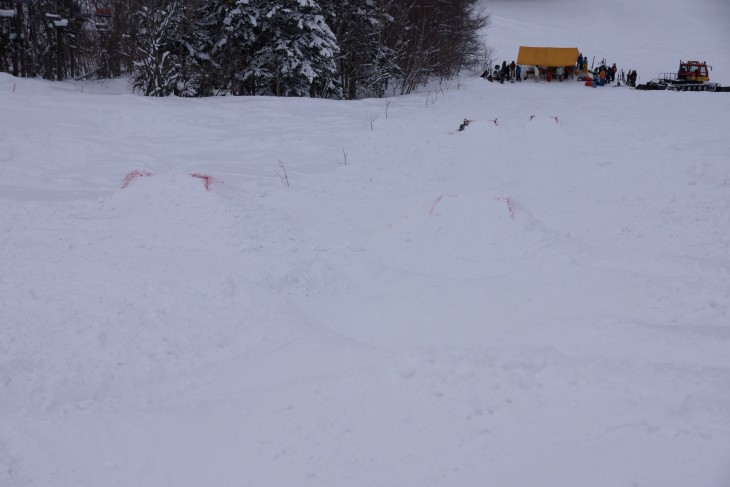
[105, 171, 233, 250]
[0, 170, 307, 417]
[522, 115, 564, 146]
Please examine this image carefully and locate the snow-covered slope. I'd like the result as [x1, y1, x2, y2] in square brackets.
[1, 0, 730, 486]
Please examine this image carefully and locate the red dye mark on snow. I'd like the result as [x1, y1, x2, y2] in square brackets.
[496, 196, 517, 219]
[121, 170, 153, 189]
[190, 172, 219, 191]
[429, 193, 458, 216]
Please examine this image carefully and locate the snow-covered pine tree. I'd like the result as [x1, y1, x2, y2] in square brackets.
[319, 0, 394, 99]
[132, 0, 187, 96]
[250, 0, 339, 97]
[194, 0, 260, 95]
[161, 0, 214, 96]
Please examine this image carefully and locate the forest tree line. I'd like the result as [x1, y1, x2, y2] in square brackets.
[0, 0, 490, 98]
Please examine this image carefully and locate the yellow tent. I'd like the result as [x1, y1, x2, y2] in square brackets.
[516, 46, 579, 67]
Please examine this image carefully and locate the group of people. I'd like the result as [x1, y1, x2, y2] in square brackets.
[583, 59, 639, 88]
[538, 65, 575, 82]
[480, 52, 639, 87]
[481, 60, 580, 83]
[575, 53, 641, 88]
[481, 60, 522, 83]
[589, 61, 618, 86]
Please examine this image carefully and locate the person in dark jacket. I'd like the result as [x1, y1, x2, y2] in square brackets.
[627, 70, 637, 87]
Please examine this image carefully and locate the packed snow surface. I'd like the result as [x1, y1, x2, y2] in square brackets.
[1, 0, 730, 486]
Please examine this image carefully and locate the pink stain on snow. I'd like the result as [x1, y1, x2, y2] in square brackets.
[121, 170, 153, 189]
[190, 172, 219, 191]
[429, 193, 458, 216]
[496, 196, 517, 219]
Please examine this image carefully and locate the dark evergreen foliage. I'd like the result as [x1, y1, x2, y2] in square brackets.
[0, 0, 489, 98]
[132, 0, 187, 96]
